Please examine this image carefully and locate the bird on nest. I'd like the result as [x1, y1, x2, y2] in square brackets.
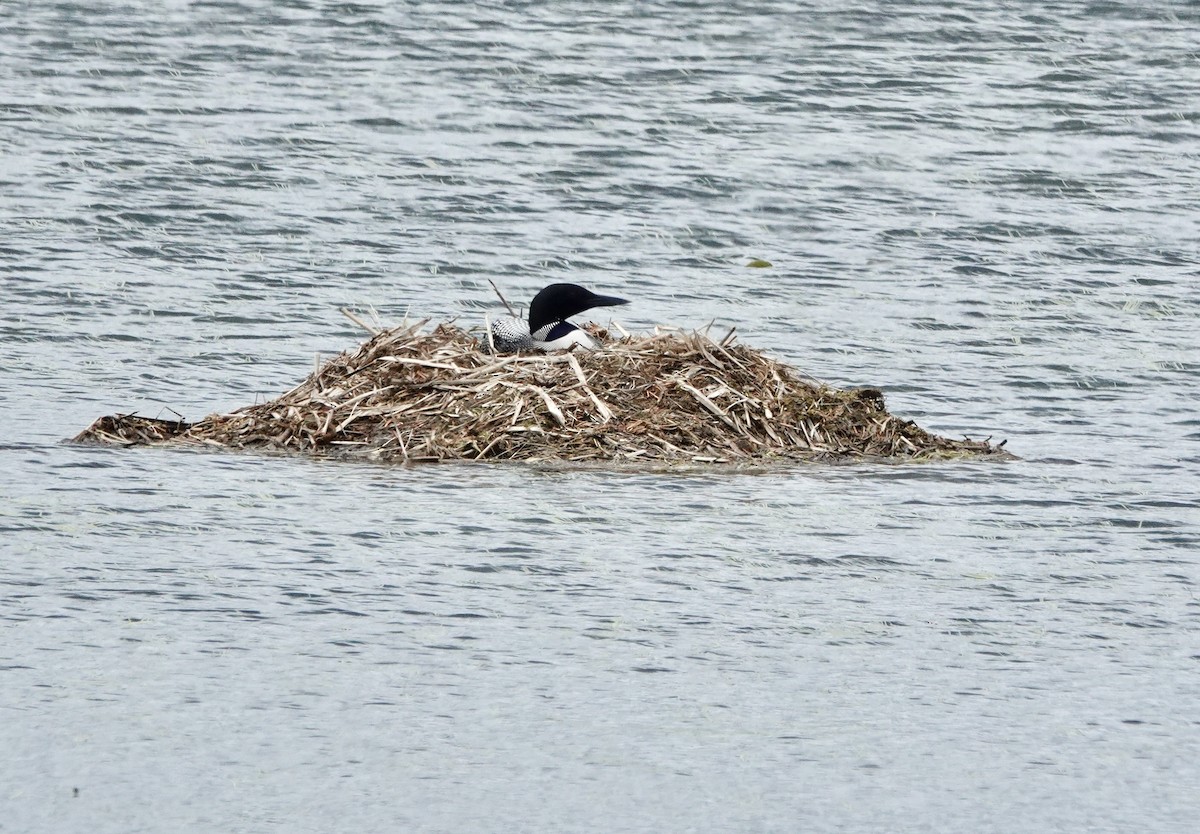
[488, 283, 628, 354]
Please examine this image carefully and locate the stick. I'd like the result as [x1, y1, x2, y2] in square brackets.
[566, 353, 613, 422]
[378, 357, 465, 372]
[487, 279, 518, 318]
[675, 379, 737, 430]
[527, 385, 566, 427]
[341, 307, 380, 335]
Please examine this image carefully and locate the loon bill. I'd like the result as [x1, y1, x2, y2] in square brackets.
[488, 283, 628, 354]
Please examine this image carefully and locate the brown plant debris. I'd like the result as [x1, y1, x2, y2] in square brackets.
[72, 321, 1012, 467]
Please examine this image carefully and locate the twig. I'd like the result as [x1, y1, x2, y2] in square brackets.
[379, 357, 465, 372]
[529, 385, 566, 427]
[567, 353, 613, 422]
[341, 307, 380, 335]
[675, 378, 737, 430]
[488, 279, 518, 318]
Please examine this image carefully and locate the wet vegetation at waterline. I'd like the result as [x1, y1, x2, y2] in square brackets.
[73, 318, 1012, 467]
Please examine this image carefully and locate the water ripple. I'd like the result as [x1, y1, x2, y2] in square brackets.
[3, 2, 1199, 832]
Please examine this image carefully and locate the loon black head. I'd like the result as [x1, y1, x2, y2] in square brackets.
[527, 283, 629, 334]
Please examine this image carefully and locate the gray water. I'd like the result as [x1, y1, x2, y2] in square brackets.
[2, 2, 1198, 832]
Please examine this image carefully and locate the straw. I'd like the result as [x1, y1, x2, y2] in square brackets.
[73, 321, 1012, 466]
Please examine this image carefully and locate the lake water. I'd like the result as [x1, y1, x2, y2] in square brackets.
[2, 2, 1198, 832]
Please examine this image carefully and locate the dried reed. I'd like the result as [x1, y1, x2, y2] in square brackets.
[73, 320, 1011, 466]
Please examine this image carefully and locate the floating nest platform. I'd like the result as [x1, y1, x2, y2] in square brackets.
[73, 320, 1010, 468]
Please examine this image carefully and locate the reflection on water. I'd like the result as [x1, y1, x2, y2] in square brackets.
[2, 1, 1198, 832]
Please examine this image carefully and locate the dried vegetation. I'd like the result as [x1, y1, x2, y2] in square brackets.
[73, 319, 1010, 467]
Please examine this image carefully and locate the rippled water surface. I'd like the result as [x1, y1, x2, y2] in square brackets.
[3, 2, 1198, 832]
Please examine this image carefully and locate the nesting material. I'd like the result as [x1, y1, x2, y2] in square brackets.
[73, 320, 1010, 466]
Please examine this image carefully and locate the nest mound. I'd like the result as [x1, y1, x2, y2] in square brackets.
[73, 321, 1010, 467]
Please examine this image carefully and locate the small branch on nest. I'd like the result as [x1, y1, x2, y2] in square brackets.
[527, 385, 566, 427]
[379, 356, 465, 372]
[341, 308, 380, 335]
[675, 378, 737, 430]
[567, 353, 614, 422]
[487, 279, 518, 319]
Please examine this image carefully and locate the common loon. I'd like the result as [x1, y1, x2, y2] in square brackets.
[488, 283, 628, 354]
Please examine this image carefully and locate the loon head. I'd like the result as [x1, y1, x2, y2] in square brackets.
[527, 283, 629, 335]
[487, 283, 628, 354]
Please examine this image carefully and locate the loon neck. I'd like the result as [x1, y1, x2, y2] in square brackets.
[533, 320, 596, 351]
